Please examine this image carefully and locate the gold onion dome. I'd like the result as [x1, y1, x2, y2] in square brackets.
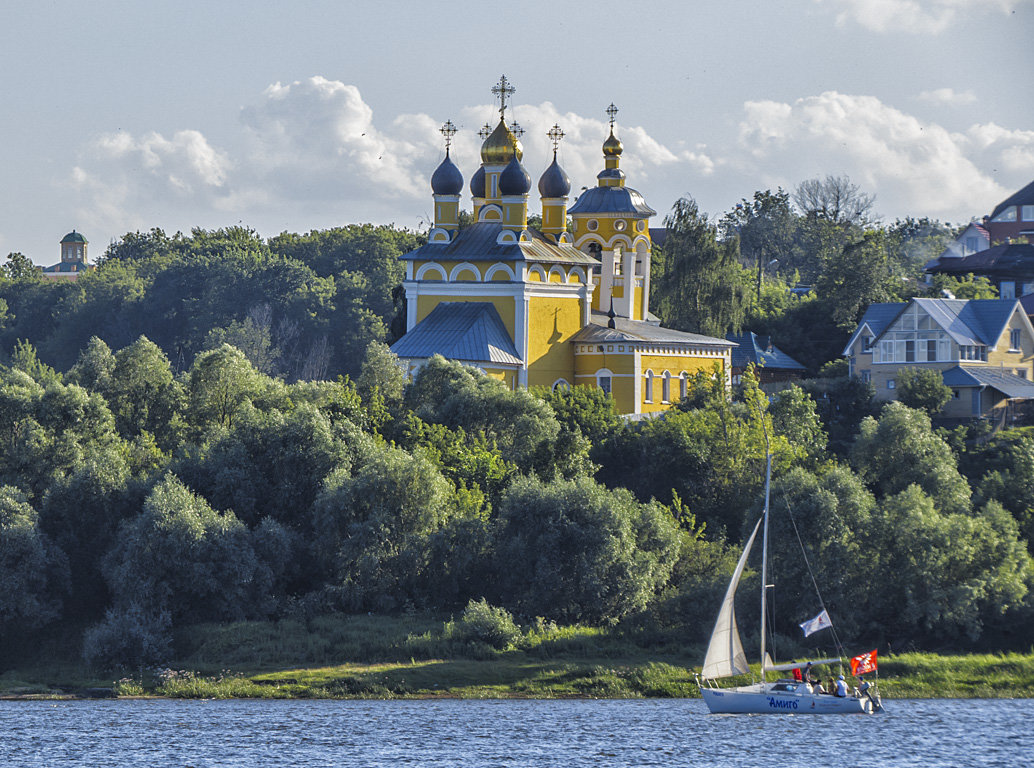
[602, 129, 623, 157]
[481, 119, 523, 164]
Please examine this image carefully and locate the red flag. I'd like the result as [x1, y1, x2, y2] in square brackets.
[850, 649, 878, 676]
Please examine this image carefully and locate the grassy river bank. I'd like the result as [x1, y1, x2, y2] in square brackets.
[1, 615, 1031, 700]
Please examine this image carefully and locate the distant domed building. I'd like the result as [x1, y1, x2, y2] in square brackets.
[42, 230, 93, 280]
[390, 78, 732, 416]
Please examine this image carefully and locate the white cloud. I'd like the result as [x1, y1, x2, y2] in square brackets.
[735, 91, 1034, 221]
[72, 129, 231, 234]
[918, 87, 977, 106]
[816, 0, 1027, 34]
[70, 78, 706, 236]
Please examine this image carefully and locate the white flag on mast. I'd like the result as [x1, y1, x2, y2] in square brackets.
[799, 609, 832, 637]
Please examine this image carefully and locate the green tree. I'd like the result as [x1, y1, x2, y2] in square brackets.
[491, 475, 680, 623]
[720, 189, 802, 305]
[851, 401, 971, 515]
[2, 253, 45, 282]
[186, 344, 271, 432]
[104, 475, 263, 624]
[865, 487, 1030, 642]
[405, 356, 590, 478]
[896, 367, 952, 415]
[653, 197, 750, 337]
[311, 444, 461, 611]
[0, 486, 68, 634]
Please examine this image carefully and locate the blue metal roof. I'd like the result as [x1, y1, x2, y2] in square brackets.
[568, 185, 656, 217]
[402, 222, 598, 266]
[726, 332, 806, 371]
[571, 312, 732, 346]
[940, 365, 1034, 399]
[390, 302, 522, 366]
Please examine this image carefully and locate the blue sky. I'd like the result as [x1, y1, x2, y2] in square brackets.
[3, 0, 1033, 264]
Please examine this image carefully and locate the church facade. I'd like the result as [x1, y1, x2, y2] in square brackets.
[390, 79, 731, 416]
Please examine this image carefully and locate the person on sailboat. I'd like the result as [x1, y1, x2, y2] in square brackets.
[835, 675, 849, 697]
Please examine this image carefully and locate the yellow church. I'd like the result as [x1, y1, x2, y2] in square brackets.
[390, 77, 731, 416]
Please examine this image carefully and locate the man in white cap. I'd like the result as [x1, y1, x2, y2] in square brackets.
[835, 674, 849, 698]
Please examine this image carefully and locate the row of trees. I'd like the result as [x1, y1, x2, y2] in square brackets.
[1, 225, 419, 379]
[0, 331, 1031, 668]
[652, 177, 994, 370]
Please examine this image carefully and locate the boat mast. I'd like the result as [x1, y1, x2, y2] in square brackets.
[759, 429, 772, 683]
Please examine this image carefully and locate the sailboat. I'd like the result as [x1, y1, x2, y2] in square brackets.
[696, 449, 881, 715]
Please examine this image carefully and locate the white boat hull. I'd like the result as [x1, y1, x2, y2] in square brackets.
[701, 683, 876, 715]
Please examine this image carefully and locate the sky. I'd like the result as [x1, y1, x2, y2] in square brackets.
[3, 0, 1033, 265]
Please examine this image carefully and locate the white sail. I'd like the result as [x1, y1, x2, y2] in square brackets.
[701, 517, 762, 679]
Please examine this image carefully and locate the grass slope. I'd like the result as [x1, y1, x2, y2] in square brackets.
[1, 614, 1031, 700]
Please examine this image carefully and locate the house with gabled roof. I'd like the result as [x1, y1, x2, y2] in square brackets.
[726, 331, 806, 389]
[925, 179, 1034, 299]
[844, 297, 1034, 419]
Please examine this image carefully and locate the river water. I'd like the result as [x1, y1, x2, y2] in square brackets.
[1, 698, 1028, 767]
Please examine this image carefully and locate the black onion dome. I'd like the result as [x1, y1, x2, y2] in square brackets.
[470, 165, 486, 198]
[538, 156, 571, 198]
[431, 151, 463, 195]
[498, 154, 531, 195]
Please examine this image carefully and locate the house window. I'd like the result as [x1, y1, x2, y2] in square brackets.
[927, 339, 938, 361]
[662, 372, 671, 404]
[905, 340, 915, 362]
[680, 374, 688, 400]
[1017, 369, 1028, 379]
[992, 206, 1017, 222]
[887, 379, 896, 390]
[587, 219, 599, 231]
[1000, 281, 1016, 300]
[598, 375, 612, 395]
[1010, 328, 1022, 351]
[1022, 205, 1034, 222]
[644, 371, 654, 402]
[952, 389, 960, 399]
[861, 371, 871, 383]
[965, 236, 979, 253]
[862, 335, 874, 353]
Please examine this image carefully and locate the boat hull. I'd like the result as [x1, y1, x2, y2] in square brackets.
[701, 683, 875, 715]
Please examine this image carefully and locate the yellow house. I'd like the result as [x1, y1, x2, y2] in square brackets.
[391, 79, 732, 415]
[844, 297, 1034, 419]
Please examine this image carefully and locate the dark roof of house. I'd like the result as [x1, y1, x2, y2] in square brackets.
[568, 186, 656, 217]
[402, 222, 598, 266]
[856, 302, 905, 338]
[389, 302, 522, 366]
[925, 243, 1034, 277]
[940, 365, 1034, 399]
[726, 331, 806, 371]
[1020, 293, 1034, 316]
[42, 260, 89, 273]
[571, 311, 732, 346]
[991, 179, 1034, 220]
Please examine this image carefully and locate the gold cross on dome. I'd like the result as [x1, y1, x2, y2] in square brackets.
[547, 124, 565, 152]
[491, 75, 515, 118]
[509, 120, 525, 140]
[439, 120, 457, 150]
[478, 123, 492, 139]
[606, 103, 619, 130]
